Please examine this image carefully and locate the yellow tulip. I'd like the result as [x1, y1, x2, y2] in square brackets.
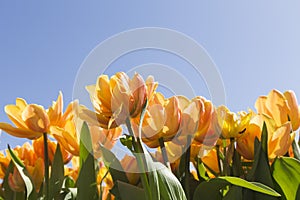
[85, 72, 155, 129]
[255, 89, 300, 131]
[140, 93, 181, 148]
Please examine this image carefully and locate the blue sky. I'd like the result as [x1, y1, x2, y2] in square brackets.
[1, 1, 300, 149]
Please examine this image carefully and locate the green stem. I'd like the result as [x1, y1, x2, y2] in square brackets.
[125, 118, 151, 200]
[158, 137, 171, 170]
[43, 133, 49, 200]
[184, 135, 192, 200]
[216, 145, 223, 176]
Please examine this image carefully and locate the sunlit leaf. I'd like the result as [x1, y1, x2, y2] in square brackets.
[272, 157, 300, 200]
[49, 144, 64, 200]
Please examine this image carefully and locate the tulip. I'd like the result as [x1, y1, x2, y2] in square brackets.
[26, 157, 44, 192]
[120, 155, 139, 185]
[0, 92, 74, 139]
[50, 120, 80, 156]
[85, 72, 155, 129]
[2, 143, 45, 191]
[0, 98, 49, 139]
[153, 141, 183, 171]
[32, 137, 73, 164]
[0, 151, 10, 179]
[177, 96, 200, 139]
[201, 148, 220, 176]
[236, 113, 293, 159]
[90, 126, 122, 158]
[255, 89, 300, 131]
[8, 167, 25, 192]
[140, 93, 181, 148]
[193, 97, 215, 145]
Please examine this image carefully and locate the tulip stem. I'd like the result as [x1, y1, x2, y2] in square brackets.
[184, 135, 192, 200]
[216, 145, 223, 176]
[125, 118, 151, 200]
[159, 137, 171, 170]
[43, 132, 49, 200]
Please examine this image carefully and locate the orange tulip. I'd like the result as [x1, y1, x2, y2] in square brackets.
[32, 137, 73, 164]
[237, 113, 293, 159]
[0, 151, 10, 179]
[0, 98, 49, 139]
[140, 93, 181, 148]
[255, 89, 300, 131]
[50, 120, 79, 156]
[3, 143, 45, 192]
[201, 148, 220, 177]
[193, 97, 215, 145]
[190, 105, 219, 147]
[153, 141, 183, 170]
[8, 167, 25, 192]
[0, 92, 74, 139]
[90, 126, 122, 158]
[84, 72, 155, 129]
[120, 155, 139, 185]
[25, 157, 44, 192]
[176, 96, 200, 139]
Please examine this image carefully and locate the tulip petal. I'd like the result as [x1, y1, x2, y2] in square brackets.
[0, 123, 42, 139]
[284, 90, 300, 131]
[5, 105, 28, 129]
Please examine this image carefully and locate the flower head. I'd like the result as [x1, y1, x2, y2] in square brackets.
[84, 72, 156, 129]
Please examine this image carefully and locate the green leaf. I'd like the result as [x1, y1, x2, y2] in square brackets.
[261, 122, 268, 158]
[8, 145, 37, 200]
[292, 139, 300, 161]
[247, 138, 274, 188]
[76, 153, 98, 200]
[193, 179, 226, 200]
[223, 186, 243, 200]
[272, 157, 300, 200]
[99, 145, 129, 184]
[197, 158, 209, 181]
[152, 162, 187, 200]
[117, 181, 146, 200]
[79, 121, 93, 167]
[219, 176, 280, 197]
[77, 122, 98, 200]
[49, 144, 64, 200]
[147, 162, 160, 200]
[232, 149, 243, 177]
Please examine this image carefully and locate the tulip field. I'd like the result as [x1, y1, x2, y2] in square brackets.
[0, 72, 300, 200]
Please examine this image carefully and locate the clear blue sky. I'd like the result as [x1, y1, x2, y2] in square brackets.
[1, 1, 300, 149]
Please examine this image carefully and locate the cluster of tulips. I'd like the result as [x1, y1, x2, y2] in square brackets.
[0, 72, 299, 200]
